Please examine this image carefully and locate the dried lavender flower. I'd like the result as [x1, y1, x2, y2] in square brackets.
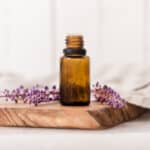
[0, 82, 126, 108]
[91, 82, 126, 109]
[0, 85, 60, 106]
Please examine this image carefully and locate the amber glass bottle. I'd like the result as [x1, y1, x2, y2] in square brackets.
[60, 35, 90, 106]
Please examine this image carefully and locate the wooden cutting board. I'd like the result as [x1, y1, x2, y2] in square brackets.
[0, 101, 146, 129]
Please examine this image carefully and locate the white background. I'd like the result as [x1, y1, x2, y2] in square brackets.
[0, 0, 149, 86]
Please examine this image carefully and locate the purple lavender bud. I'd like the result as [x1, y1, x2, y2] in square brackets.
[96, 82, 99, 87]
[44, 86, 49, 90]
[52, 85, 56, 90]
[19, 85, 24, 89]
[103, 85, 108, 89]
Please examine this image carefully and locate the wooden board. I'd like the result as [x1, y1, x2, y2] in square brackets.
[0, 101, 146, 129]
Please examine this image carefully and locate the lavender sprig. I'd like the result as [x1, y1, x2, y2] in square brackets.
[91, 82, 126, 109]
[0, 85, 60, 106]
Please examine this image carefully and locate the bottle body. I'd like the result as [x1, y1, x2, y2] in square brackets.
[60, 56, 90, 105]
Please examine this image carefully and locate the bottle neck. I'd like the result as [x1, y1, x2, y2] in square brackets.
[66, 35, 83, 49]
[63, 35, 86, 57]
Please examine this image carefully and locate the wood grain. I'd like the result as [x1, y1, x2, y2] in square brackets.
[0, 101, 146, 129]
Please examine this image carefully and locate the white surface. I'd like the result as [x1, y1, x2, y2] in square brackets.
[0, 111, 149, 150]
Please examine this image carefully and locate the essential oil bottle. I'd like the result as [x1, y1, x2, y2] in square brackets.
[60, 35, 90, 106]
